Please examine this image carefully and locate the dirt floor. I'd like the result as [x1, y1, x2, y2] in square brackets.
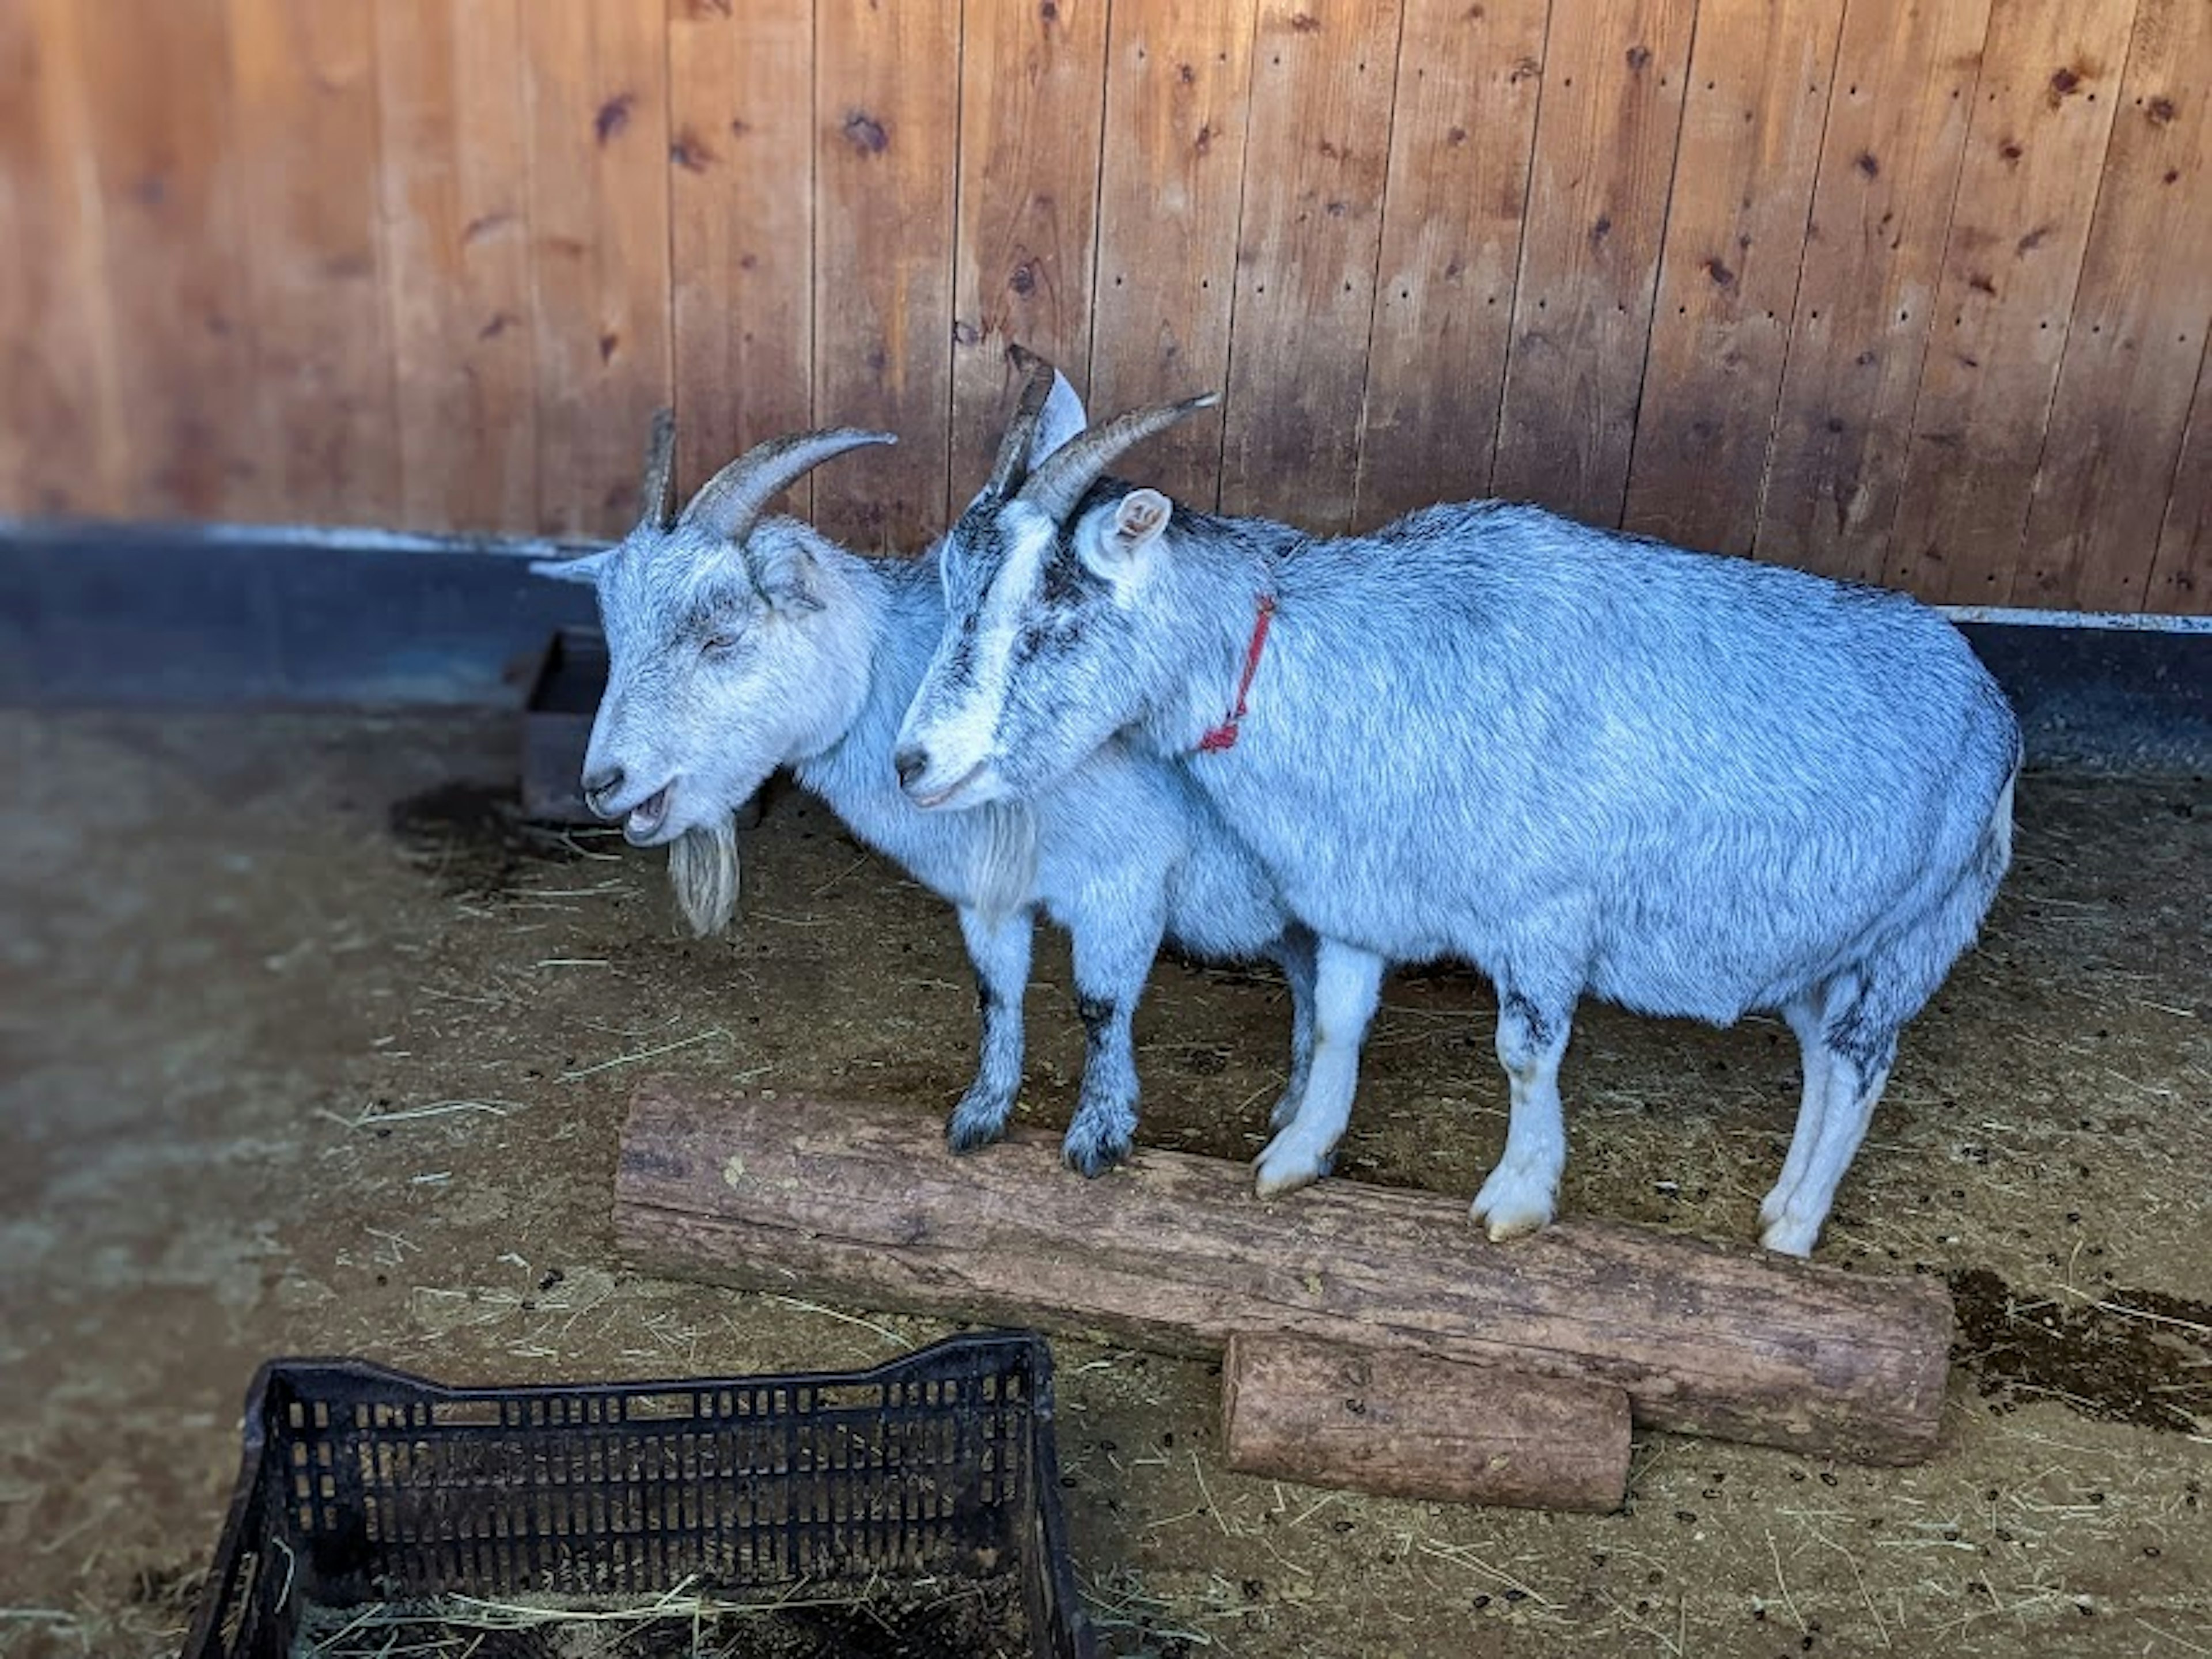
[1, 709, 2206, 1659]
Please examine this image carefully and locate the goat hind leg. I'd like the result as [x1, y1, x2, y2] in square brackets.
[1760, 1014, 1897, 1257]
[1760, 992, 1838, 1230]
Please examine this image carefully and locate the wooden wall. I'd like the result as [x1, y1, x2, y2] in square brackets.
[2, 0, 2206, 613]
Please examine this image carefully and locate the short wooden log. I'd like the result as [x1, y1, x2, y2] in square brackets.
[614, 1080, 1953, 1463]
[1222, 1334, 1631, 1511]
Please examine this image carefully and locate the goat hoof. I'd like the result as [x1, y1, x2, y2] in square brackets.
[1756, 1184, 1792, 1229]
[1759, 1215, 1820, 1257]
[1253, 1129, 1332, 1199]
[1060, 1132, 1131, 1179]
[945, 1107, 1011, 1155]
[1469, 1164, 1556, 1241]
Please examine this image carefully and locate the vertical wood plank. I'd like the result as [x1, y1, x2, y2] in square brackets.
[1622, 0, 1846, 554]
[1088, 0, 1257, 507]
[0, 0, 122, 517]
[1351, 0, 1547, 527]
[2145, 340, 2212, 613]
[74, 0, 260, 520]
[813, 0, 961, 552]
[2016, 0, 2212, 611]
[522, 0, 673, 541]
[948, 0, 1109, 506]
[1885, 0, 2135, 603]
[1491, 0, 1696, 527]
[227, 0, 394, 527]
[1756, 0, 1990, 585]
[668, 0, 813, 515]
[1219, 0, 1404, 531]
[376, 0, 538, 536]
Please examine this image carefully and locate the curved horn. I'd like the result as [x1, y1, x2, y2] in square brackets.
[1015, 392, 1218, 524]
[639, 407, 677, 531]
[678, 428, 898, 543]
[982, 345, 1059, 498]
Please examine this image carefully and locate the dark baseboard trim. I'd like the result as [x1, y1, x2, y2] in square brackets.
[3, 519, 2206, 773]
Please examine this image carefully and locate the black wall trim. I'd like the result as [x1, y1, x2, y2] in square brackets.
[3, 520, 2205, 772]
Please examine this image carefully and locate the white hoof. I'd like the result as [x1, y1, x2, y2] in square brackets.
[1253, 1126, 1334, 1200]
[1470, 1161, 1556, 1241]
[1757, 1181, 1793, 1229]
[1759, 1213, 1821, 1257]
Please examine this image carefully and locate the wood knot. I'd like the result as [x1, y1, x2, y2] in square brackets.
[594, 93, 635, 146]
[669, 128, 716, 172]
[1626, 44, 1652, 71]
[1289, 12, 1322, 32]
[844, 111, 889, 155]
[1855, 151, 1879, 178]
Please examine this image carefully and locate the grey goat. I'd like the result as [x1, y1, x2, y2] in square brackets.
[893, 372, 2021, 1255]
[533, 376, 1314, 1175]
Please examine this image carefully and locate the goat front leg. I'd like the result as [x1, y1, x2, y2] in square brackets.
[1470, 984, 1575, 1240]
[945, 903, 1034, 1154]
[1253, 938, 1384, 1199]
[1266, 925, 1320, 1131]
[1061, 904, 1169, 1176]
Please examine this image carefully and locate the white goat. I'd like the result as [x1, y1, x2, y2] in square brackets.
[534, 376, 1315, 1175]
[894, 370, 2022, 1255]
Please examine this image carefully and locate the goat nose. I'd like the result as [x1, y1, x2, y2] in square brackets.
[893, 747, 929, 791]
[582, 765, 624, 807]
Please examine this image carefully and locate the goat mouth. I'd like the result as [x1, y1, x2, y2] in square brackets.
[623, 784, 675, 844]
[908, 760, 987, 810]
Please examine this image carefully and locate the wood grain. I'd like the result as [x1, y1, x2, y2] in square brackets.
[812, 0, 961, 552]
[1623, 0, 1847, 555]
[227, 0, 394, 527]
[0, 0, 120, 516]
[375, 0, 539, 535]
[1086, 0, 1257, 507]
[616, 1081, 1957, 1464]
[2016, 0, 2212, 611]
[1493, 0, 1698, 528]
[668, 0, 815, 518]
[73, 0, 260, 520]
[1756, 0, 1993, 584]
[1223, 1334, 1632, 1512]
[948, 0, 1109, 507]
[1218, 0, 1403, 531]
[1885, 0, 2135, 602]
[1352, 0, 1548, 526]
[2146, 340, 2212, 613]
[521, 0, 672, 540]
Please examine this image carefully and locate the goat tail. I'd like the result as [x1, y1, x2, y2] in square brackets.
[971, 800, 1040, 932]
[668, 815, 742, 936]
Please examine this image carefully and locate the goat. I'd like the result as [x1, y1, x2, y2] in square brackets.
[533, 375, 1314, 1176]
[893, 369, 2022, 1255]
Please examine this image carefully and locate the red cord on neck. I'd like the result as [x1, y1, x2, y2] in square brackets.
[1196, 594, 1277, 753]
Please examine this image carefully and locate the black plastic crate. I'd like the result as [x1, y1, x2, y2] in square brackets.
[181, 1332, 1092, 1658]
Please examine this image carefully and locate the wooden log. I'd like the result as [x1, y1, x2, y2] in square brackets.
[615, 1081, 1955, 1464]
[1222, 1334, 1631, 1512]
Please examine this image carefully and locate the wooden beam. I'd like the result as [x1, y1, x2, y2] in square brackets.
[615, 1080, 1955, 1464]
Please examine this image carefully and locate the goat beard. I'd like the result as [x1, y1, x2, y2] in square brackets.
[668, 815, 741, 936]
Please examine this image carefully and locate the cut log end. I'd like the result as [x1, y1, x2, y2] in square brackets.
[1223, 1334, 1632, 1512]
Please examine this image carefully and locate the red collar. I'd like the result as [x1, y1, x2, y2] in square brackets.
[1196, 594, 1277, 753]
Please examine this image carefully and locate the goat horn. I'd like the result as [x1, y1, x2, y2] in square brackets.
[982, 345, 1060, 498]
[679, 428, 899, 544]
[1015, 392, 1218, 525]
[639, 407, 677, 531]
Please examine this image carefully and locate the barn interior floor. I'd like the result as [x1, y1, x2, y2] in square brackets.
[2, 708, 2206, 1659]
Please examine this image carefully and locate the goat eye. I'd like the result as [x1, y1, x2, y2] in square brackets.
[702, 631, 743, 656]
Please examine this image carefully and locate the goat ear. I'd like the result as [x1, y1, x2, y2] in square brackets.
[747, 537, 824, 616]
[529, 550, 611, 586]
[1078, 488, 1172, 579]
[1027, 371, 1088, 469]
